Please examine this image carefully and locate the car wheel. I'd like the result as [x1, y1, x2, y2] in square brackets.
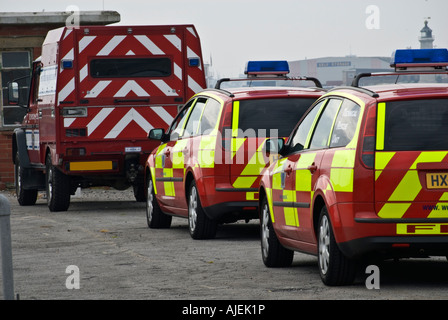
[15, 153, 37, 206]
[188, 180, 217, 239]
[318, 206, 357, 286]
[45, 155, 70, 212]
[146, 174, 171, 228]
[260, 196, 293, 267]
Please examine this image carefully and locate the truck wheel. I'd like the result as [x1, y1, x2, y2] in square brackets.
[188, 180, 217, 239]
[15, 153, 37, 206]
[46, 156, 70, 212]
[317, 206, 357, 286]
[146, 174, 171, 228]
[133, 183, 146, 202]
[260, 196, 293, 267]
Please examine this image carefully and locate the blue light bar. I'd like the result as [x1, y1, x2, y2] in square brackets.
[245, 60, 289, 75]
[391, 48, 448, 67]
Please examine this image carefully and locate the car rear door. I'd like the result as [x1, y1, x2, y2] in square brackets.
[374, 98, 448, 229]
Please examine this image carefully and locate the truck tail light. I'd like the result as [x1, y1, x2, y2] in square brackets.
[66, 148, 86, 156]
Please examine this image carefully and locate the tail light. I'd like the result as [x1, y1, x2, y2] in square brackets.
[361, 104, 376, 169]
[219, 102, 234, 151]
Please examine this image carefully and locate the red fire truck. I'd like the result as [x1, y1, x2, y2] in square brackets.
[9, 24, 206, 211]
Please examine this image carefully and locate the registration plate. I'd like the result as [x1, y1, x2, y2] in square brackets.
[426, 172, 448, 189]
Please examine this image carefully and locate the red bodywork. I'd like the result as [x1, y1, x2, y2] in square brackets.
[261, 84, 448, 259]
[13, 25, 206, 207]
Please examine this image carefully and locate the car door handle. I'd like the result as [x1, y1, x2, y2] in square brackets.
[307, 163, 317, 174]
[285, 165, 293, 175]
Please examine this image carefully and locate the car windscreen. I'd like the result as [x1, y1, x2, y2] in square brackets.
[90, 58, 171, 78]
[383, 99, 448, 151]
[237, 98, 316, 137]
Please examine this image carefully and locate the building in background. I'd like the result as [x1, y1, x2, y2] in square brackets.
[0, 11, 120, 189]
[288, 20, 438, 88]
[288, 56, 391, 87]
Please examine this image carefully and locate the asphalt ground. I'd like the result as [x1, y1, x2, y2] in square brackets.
[1, 187, 448, 311]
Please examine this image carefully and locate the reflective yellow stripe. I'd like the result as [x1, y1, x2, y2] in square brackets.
[375, 152, 395, 180]
[330, 168, 353, 192]
[376, 102, 386, 150]
[331, 149, 355, 168]
[150, 166, 157, 194]
[283, 190, 299, 227]
[246, 191, 258, 200]
[397, 223, 448, 235]
[231, 138, 246, 159]
[232, 176, 257, 188]
[164, 181, 175, 196]
[239, 141, 267, 176]
[265, 187, 275, 223]
[172, 140, 188, 169]
[410, 151, 448, 169]
[330, 150, 355, 192]
[295, 153, 316, 192]
[389, 171, 421, 202]
[232, 101, 240, 137]
[378, 203, 411, 218]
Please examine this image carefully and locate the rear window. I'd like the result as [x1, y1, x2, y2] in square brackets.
[237, 98, 316, 137]
[383, 99, 448, 151]
[90, 58, 171, 78]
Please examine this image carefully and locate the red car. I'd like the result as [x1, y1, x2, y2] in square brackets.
[145, 61, 324, 239]
[259, 49, 448, 285]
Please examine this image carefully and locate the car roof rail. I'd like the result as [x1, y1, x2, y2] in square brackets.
[328, 85, 380, 98]
[214, 76, 323, 90]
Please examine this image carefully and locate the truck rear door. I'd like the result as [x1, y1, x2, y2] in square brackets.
[59, 25, 205, 142]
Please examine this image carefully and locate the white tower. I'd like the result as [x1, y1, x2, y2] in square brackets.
[419, 20, 434, 49]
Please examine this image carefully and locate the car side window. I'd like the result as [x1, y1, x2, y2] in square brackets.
[288, 100, 324, 153]
[199, 98, 221, 135]
[330, 99, 361, 148]
[169, 99, 195, 141]
[309, 99, 342, 150]
[183, 97, 207, 138]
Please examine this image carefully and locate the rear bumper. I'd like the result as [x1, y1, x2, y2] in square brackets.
[334, 202, 448, 259]
[339, 235, 448, 259]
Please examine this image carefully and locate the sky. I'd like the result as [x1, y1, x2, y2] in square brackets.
[2, 0, 448, 77]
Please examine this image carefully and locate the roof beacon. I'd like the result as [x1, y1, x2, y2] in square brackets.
[245, 60, 290, 77]
[391, 48, 448, 72]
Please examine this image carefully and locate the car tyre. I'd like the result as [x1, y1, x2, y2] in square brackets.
[15, 153, 37, 206]
[318, 206, 357, 286]
[146, 174, 171, 228]
[260, 196, 294, 267]
[46, 155, 70, 212]
[188, 180, 217, 239]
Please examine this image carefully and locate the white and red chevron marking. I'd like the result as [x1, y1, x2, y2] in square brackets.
[63, 106, 176, 140]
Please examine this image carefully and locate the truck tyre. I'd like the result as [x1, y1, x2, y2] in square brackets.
[260, 196, 293, 267]
[317, 206, 357, 286]
[133, 183, 146, 202]
[188, 180, 217, 239]
[46, 155, 70, 212]
[146, 174, 171, 228]
[15, 153, 37, 206]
